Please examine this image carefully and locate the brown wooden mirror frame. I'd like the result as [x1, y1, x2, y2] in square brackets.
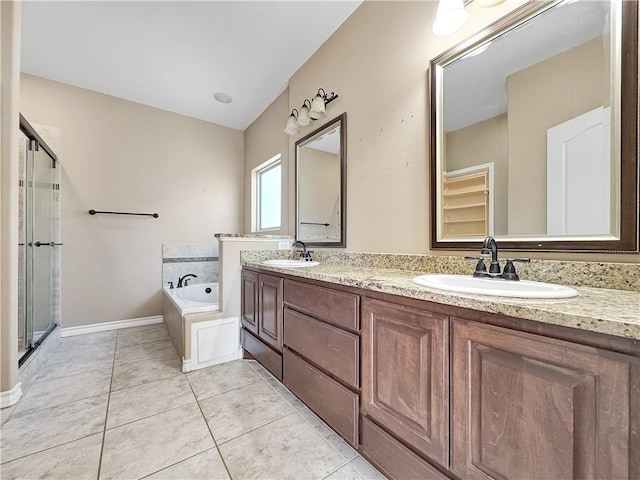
[295, 113, 347, 248]
[429, 0, 638, 253]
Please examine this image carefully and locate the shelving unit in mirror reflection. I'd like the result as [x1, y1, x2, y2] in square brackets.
[442, 168, 489, 238]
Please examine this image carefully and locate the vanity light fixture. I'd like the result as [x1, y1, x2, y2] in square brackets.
[284, 88, 339, 136]
[284, 109, 300, 135]
[432, 0, 506, 36]
[297, 100, 313, 127]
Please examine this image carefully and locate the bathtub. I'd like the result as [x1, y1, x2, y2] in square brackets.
[164, 282, 220, 314]
[162, 282, 241, 372]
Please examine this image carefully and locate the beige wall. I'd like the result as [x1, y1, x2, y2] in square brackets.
[243, 0, 636, 263]
[446, 114, 508, 235]
[286, 0, 527, 254]
[507, 37, 606, 235]
[1, 0, 22, 394]
[20, 74, 244, 328]
[243, 89, 289, 234]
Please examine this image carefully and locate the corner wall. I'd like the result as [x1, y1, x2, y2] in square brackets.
[20, 74, 245, 328]
[1, 0, 22, 397]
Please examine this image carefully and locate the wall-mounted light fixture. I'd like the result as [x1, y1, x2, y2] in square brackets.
[432, 0, 506, 36]
[284, 88, 339, 136]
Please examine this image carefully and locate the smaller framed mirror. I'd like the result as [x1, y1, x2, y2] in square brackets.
[295, 113, 347, 247]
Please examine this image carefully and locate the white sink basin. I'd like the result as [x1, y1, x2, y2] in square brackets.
[261, 259, 320, 268]
[412, 274, 578, 299]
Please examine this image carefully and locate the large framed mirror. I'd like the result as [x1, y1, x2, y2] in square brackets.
[429, 0, 638, 252]
[295, 113, 347, 247]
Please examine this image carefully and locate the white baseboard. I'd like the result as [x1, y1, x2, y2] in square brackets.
[0, 382, 22, 408]
[61, 315, 163, 337]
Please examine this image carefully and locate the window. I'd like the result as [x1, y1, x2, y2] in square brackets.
[253, 154, 281, 231]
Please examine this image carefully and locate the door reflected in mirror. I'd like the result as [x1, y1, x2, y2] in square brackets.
[296, 114, 346, 247]
[429, 0, 638, 252]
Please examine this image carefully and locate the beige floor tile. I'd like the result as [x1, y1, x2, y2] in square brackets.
[219, 412, 345, 480]
[116, 325, 170, 348]
[187, 360, 260, 401]
[299, 409, 358, 461]
[0, 394, 108, 463]
[0, 433, 102, 480]
[144, 448, 230, 479]
[200, 379, 294, 444]
[55, 331, 117, 353]
[111, 355, 182, 391]
[100, 403, 214, 480]
[107, 375, 196, 428]
[46, 347, 115, 366]
[34, 357, 113, 383]
[345, 457, 387, 480]
[114, 339, 177, 366]
[323, 463, 366, 480]
[264, 375, 306, 410]
[13, 370, 111, 416]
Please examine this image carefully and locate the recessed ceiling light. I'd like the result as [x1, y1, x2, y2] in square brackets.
[213, 92, 233, 104]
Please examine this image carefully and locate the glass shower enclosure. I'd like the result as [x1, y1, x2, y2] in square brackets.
[18, 115, 60, 364]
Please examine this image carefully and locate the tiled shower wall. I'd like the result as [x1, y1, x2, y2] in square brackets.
[162, 242, 219, 287]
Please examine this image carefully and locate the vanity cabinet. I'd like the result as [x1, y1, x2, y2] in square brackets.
[361, 297, 449, 477]
[282, 279, 361, 447]
[240, 270, 283, 379]
[450, 317, 639, 480]
[242, 266, 639, 480]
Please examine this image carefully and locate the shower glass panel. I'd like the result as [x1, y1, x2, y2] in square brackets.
[28, 144, 56, 343]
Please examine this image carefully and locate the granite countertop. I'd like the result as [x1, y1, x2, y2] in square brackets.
[241, 257, 640, 341]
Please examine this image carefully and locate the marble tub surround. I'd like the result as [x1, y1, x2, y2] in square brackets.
[0, 324, 384, 480]
[241, 251, 640, 340]
[162, 242, 219, 287]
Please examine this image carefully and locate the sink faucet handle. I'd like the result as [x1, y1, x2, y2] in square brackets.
[502, 258, 530, 281]
[464, 256, 487, 277]
[168, 281, 174, 289]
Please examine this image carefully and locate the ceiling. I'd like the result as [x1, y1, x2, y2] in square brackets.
[20, 1, 362, 131]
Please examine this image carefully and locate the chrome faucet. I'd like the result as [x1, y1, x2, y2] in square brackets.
[177, 273, 197, 288]
[292, 240, 313, 261]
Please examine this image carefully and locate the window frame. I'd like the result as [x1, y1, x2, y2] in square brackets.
[252, 154, 282, 232]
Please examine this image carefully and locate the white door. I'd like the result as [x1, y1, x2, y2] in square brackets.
[547, 107, 610, 235]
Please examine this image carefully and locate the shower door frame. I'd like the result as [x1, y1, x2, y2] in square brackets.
[19, 114, 59, 366]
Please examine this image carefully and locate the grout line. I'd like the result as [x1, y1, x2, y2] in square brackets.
[190, 378, 261, 404]
[214, 410, 300, 447]
[0, 432, 104, 466]
[96, 342, 118, 480]
[137, 446, 219, 479]
[103, 399, 197, 432]
[185, 375, 235, 480]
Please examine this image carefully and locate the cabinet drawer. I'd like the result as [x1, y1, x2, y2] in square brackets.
[284, 308, 359, 389]
[283, 348, 359, 447]
[360, 416, 448, 480]
[284, 280, 359, 331]
[240, 328, 282, 380]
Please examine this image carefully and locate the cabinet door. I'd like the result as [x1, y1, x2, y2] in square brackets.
[241, 270, 259, 335]
[451, 317, 639, 480]
[362, 298, 449, 466]
[258, 273, 284, 351]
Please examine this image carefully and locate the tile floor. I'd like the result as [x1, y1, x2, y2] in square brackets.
[0, 323, 386, 480]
